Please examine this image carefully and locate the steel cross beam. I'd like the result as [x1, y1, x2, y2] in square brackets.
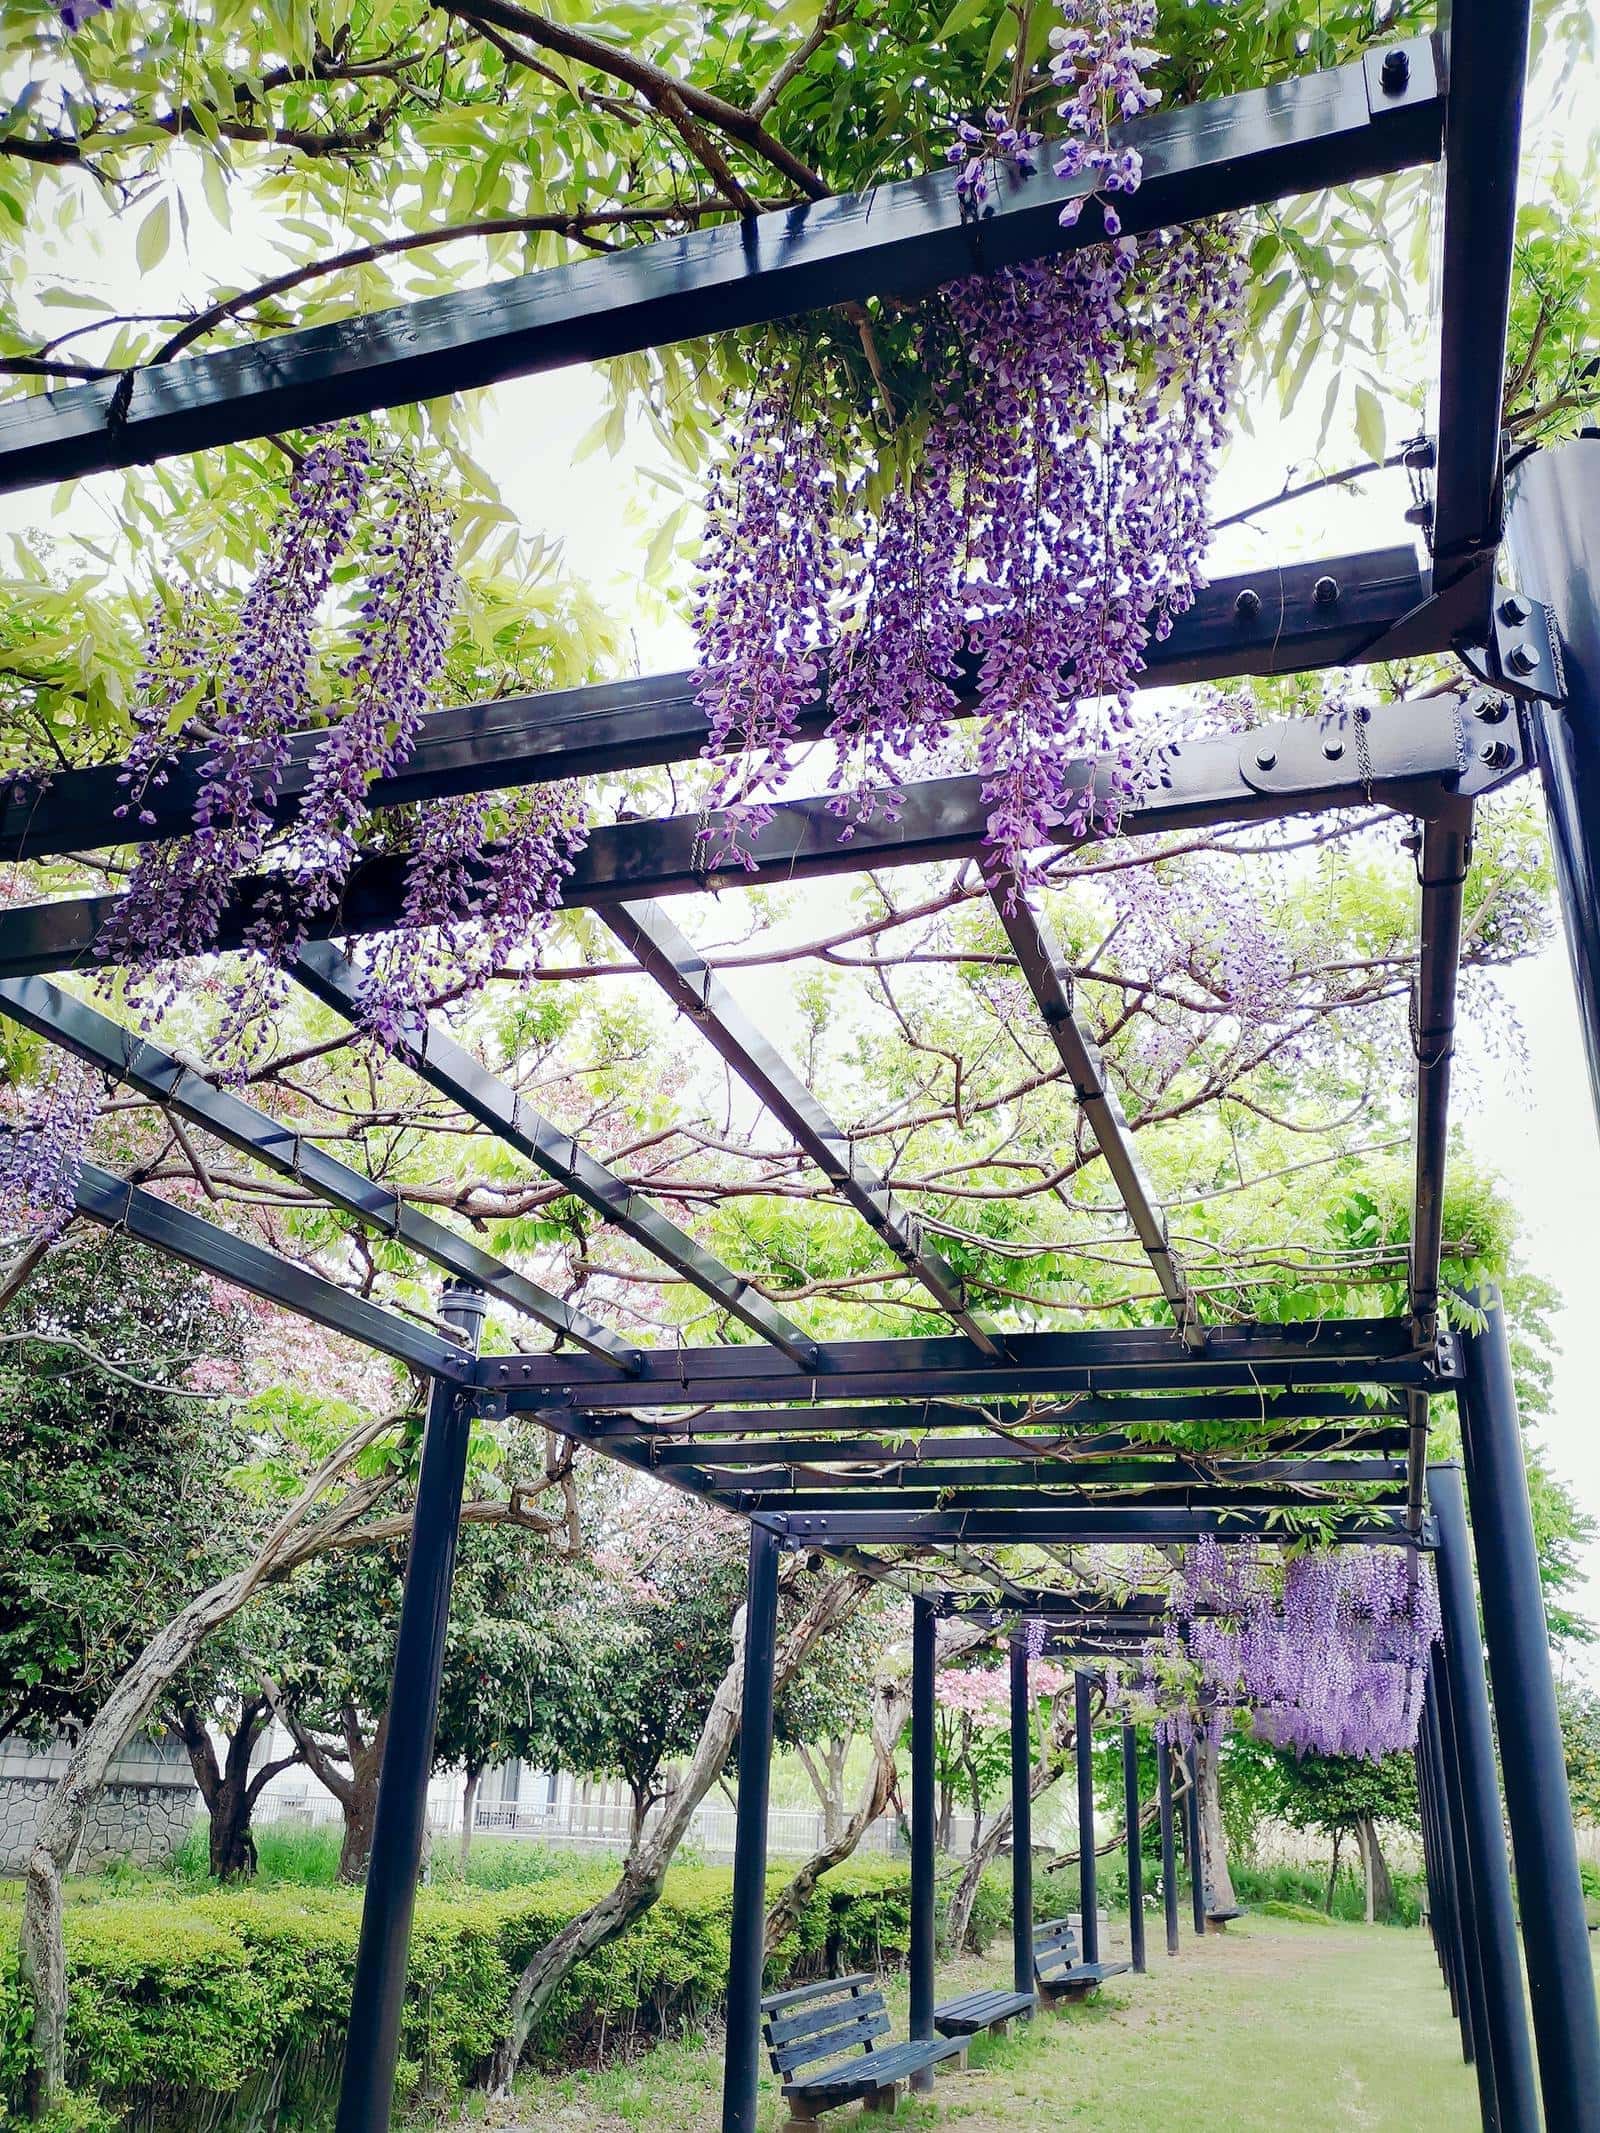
[600, 898, 1004, 1354]
[0, 974, 639, 1370]
[68, 1159, 471, 1380]
[0, 45, 1441, 497]
[992, 883, 1201, 1348]
[574, 1391, 1410, 1436]
[763, 1507, 1427, 1545]
[477, 1318, 1453, 1407]
[0, 550, 1429, 869]
[626, 1428, 1410, 1465]
[290, 939, 819, 1365]
[680, 1456, 1407, 1491]
[0, 693, 1529, 984]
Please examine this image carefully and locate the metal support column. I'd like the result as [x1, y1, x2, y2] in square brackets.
[1429, 1463, 1540, 2133]
[1157, 1737, 1180, 1957]
[1506, 439, 1600, 1129]
[721, 1523, 782, 2133]
[1010, 1638, 1034, 2002]
[1122, 1723, 1147, 1975]
[909, 1595, 937, 2089]
[334, 1282, 485, 2133]
[1074, 1672, 1099, 1964]
[1423, 1674, 1475, 2063]
[1185, 1747, 1207, 1936]
[1433, 1649, 1499, 2124]
[1458, 1300, 1600, 2131]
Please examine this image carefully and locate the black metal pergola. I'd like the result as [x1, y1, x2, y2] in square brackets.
[6, 8, 1600, 2133]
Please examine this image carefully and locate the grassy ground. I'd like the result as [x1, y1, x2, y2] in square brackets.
[484, 1916, 1483, 2133]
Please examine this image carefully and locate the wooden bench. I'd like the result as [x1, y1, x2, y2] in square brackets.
[1033, 1917, 1132, 2004]
[1205, 1906, 1245, 1934]
[932, 1985, 1035, 2038]
[761, 1974, 967, 2129]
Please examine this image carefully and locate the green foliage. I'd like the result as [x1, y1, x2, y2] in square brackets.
[1272, 1750, 1419, 1841]
[1560, 1681, 1600, 1822]
[0, 1239, 250, 1741]
[0, 1859, 919, 2126]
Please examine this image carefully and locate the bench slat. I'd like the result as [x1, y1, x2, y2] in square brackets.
[933, 1989, 1035, 2037]
[762, 1973, 874, 2016]
[766, 1989, 885, 2048]
[785, 2036, 965, 2104]
[771, 2009, 891, 2073]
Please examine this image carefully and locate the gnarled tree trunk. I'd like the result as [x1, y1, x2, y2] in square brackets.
[170, 1693, 302, 1881]
[1193, 1727, 1236, 1912]
[767, 1681, 911, 1957]
[485, 1568, 866, 2097]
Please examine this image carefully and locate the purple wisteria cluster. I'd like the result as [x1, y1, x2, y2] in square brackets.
[947, 109, 1041, 211]
[1145, 1536, 1443, 1762]
[1049, 0, 1162, 234]
[692, 8, 1244, 893]
[56, 0, 113, 30]
[100, 424, 373, 1024]
[91, 429, 587, 1068]
[0, 1053, 99, 1241]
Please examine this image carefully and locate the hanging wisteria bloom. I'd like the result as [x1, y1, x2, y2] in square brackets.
[692, 5, 1244, 894]
[0, 1053, 99, 1241]
[99, 423, 371, 1021]
[1149, 1537, 1442, 1761]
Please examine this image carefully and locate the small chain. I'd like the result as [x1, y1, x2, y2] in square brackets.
[1354, 705, 1375, 805]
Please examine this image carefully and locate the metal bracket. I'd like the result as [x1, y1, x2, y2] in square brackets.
[1458, 588, 1566, 705]
[1362, 38, 1438, 122]
[1236, 691, 1527, 804]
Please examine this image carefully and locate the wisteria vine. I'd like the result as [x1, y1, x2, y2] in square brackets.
[693, 1, 1245, 891]
[1125, 1537, 1442, 1762]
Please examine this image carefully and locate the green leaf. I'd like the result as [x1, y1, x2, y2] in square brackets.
[1353, 381, 1386, 466]
[135, 197, 171, 274]
[937, 0, 991, 43]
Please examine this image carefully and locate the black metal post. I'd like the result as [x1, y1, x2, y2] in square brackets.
[1423, 1672, 1476, 2065]
[1157, 1736, 1180, 1957]
[1074, 1672, 1099, 1964]
[334, 1283, 484, 2133]
[909, 1594, 937, 2088]
[1433, 1649, 1499, 2126]
[1010, 1638, 1034, 2002]
[720, 1523, 782, 2133]
[1458, 1300, 1600, 2132]
[1184, 1746, 1207, 1936]
[1414, 1720, 1453, 2008]
[1429, 1463, 1540, 2133]
[1122, 1722, 1146, 1975]
[1506, 439, 1600, 1127]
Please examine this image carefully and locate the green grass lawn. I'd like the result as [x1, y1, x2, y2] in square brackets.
[486, 1917, 1484, 2133]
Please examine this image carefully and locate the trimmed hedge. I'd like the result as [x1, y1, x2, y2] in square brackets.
[0, 1858, 919, 2131]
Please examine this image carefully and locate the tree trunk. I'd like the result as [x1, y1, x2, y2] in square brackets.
[460, 1765, 483, 1874]
[14, 1408, 401, 2118]
[766, 1684, 911, 1958]
[1325, 1828, 1342, 1913]
[946, 1694, 1075, 1956]
[1353, 1814, 1394, 1922]
[335, 1708, 387, 1883]
[1193, 1727, 1236, 1912]
[485, 1569, 866, 2097]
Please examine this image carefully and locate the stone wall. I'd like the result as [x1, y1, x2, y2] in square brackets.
[0, 1735, 198, 1872]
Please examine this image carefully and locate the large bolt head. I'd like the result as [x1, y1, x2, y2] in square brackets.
[1505, 642, 1539, 677]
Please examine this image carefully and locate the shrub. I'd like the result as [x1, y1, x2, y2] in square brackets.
[0, 1859, 919, 2133]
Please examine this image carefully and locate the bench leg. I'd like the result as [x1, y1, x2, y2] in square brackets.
[781, 2117, 820, 2133]
[863, 2080, 905, 2113]
[935, 2044, 969, 2075]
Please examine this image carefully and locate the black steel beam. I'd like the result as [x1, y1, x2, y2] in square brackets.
[645, 1443, 1407, 1475]
[0, 46, 1441, 497]
[1430, 0, 1533, 578]
[70, 1159, 470, 1379]
[0, 694, 1528, 984]
[1409, 799, 1470, 1334]
[601, 898, 1003, 1353]
[576, 1392, 1410, 1437]
[720, 1524, 781, 2133]
[993, 884, 1200, 1347]
[765, 1508, 1425, 1545]
[480, 1318, 1451, 1407]
[726, 1484, 1405, 1513]
[292, 939, 819, 1364]
[0, 974, 639, 1370]
[0, 550, 1428, 868]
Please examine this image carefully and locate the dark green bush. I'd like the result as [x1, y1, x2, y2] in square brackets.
[0, 1858, 917, 2132]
